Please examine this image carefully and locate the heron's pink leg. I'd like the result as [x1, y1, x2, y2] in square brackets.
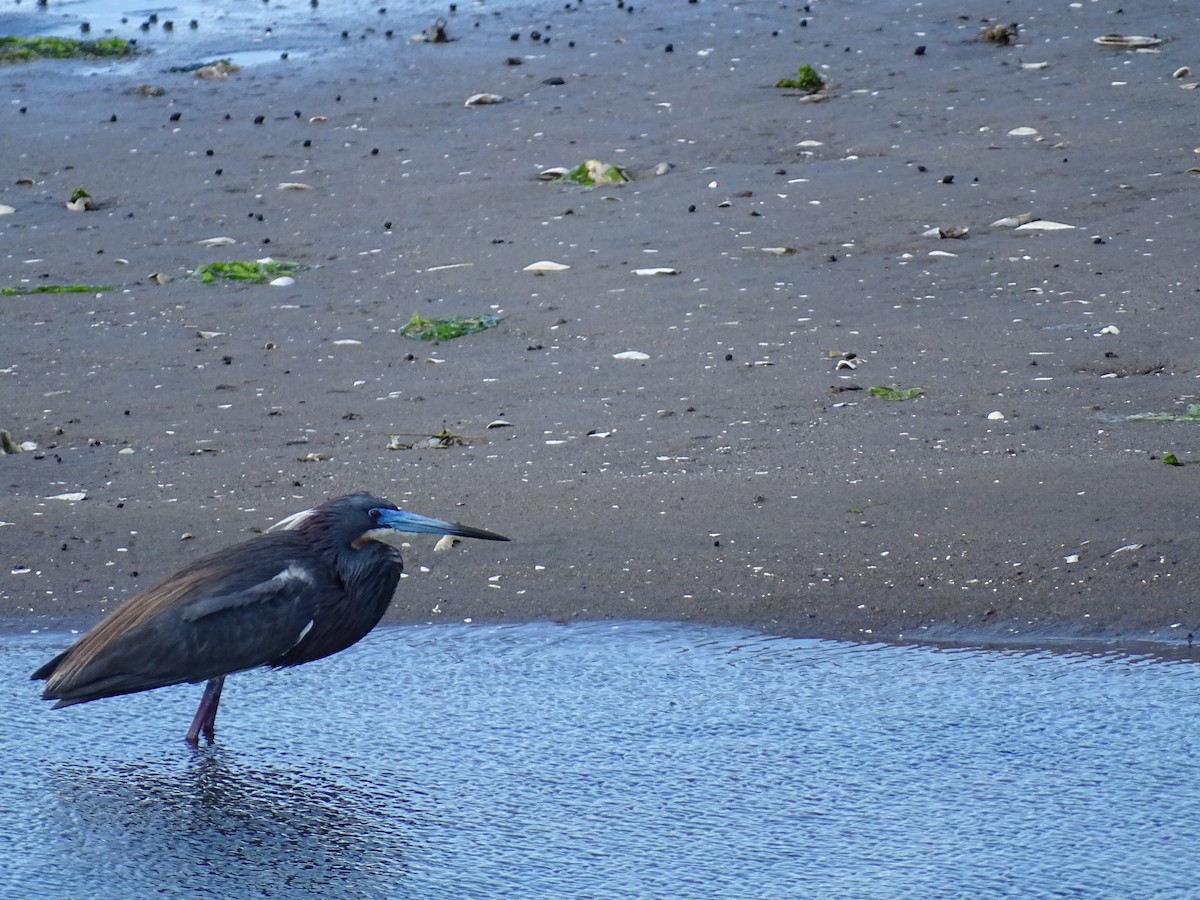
[185, 676, 225, 745]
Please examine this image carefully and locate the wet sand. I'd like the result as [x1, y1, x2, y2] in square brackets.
[2, 0, 1199, 648]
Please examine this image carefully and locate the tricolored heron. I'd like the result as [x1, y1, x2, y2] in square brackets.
[32, 492, 508, 744]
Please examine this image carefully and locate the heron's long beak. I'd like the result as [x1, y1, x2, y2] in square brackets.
[375, 508, 510, 542]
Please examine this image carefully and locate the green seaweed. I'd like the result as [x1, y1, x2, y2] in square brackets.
[69, 187, 91, 202]
[563, 160, 628, 186]
[0, 36, 136, 64]
[1127, 404, 1200, 423]
[869, 385, 926, 401]
[193, 260, 303, 284]
[400, 312, 503, 342]
[2, 283, 115, 295]
[775, 64, 825, 91]
[1162, 453, 1183, 466]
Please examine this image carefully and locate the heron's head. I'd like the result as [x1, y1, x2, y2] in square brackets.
[272, 492, 509, 549]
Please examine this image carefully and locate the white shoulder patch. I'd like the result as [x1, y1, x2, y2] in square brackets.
[292, 619, 315, 648]
[272, 563, 315, 587]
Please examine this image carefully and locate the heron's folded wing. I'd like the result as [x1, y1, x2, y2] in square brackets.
[40, 562, 326, 706]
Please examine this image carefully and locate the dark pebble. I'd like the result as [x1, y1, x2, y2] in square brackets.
[169, 112, 181, 121]
[303, 139, 312, 147]
[542, 76, 565, 85]
[81, 22, 90, 33]
[664, 43, 673, 52]
[215, 168, 223, 175]
[254, 115, 265, 124]
[385, 221, 392, 229]
[110, 114, 118, 122]
[914, 45, 925, 55]
[206, 149, 214, 155]
[371, 148, 379, 155]
[941, 175, 954, 184]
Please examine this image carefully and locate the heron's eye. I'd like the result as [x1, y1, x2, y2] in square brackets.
[368, 508, 382, 522]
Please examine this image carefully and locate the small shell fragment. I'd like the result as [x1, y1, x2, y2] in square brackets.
[65, 197, 94, 212]
[149, 272, 171, 285]
[928, 250, 958, 258]
[434, 534, 461, 552]
[486, 419, 513, 429]
[1174, 66, 1191, 79]
[523, 260, 571, 272]
[537, 167, 570, 181]
[197, 236, 237, 247]
[1098, 325, 1120, 336]
[277, 182, 311, 191]
[1020, 61, 1049, 70]
[1007, 126, 1040, 137]
[332, 339, 362, 345]
[269, 276, 296, 287]
[0, 204, 14, 215]
[47, 492, 87, 502]
[632, 267, 679, 276]
[613, 350, 650, 361]
[986, 411, 1005, 421]
[465, 92, 508, 107]
[1015, 220, 1076, 231]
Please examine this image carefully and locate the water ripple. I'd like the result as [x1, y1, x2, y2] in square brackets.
[3, 621, 1198, 898]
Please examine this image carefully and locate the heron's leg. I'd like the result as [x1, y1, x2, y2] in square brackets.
[185, 676, 225, 745]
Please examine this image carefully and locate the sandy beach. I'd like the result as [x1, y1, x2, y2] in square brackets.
[2, 0, 1199, 649]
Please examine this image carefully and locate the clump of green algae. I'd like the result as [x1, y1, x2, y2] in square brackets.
[869, 385, 926, 401]
[193, 260, 303, 284]
[775, 64, 825, 91]
[399, 313, 503, 341]
[2, 284, 114, 295]
[0, 36, 135, 64]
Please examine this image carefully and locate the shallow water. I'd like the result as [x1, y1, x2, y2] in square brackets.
[3, 620, 1199, 898]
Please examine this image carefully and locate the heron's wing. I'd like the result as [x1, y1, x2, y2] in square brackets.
[38, 557, 331, 706]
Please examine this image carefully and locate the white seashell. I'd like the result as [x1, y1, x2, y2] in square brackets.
[1064, 554, 1080, 564]
[197, 331, 225, 339]
[149, 272, 171, 285]
[1020, 61, 1049, 70]
[613, 350, 650, 361]
[1015, 220, 1076, 231]
[835, 358, 856, 370]
[1111, 543, 1144, 555]
[928, 250, 957, 257]
[990, 213, 1037, 228]
[922, 227, 942, 238]
[269, 276, 296, 287]
[1007, 126, 1040, 137]
[47, 492, 87, 502]
[632, 267, 679, 276]
[65, 197, 93, 212]
[434, 534, 461, 552]
[1098, 325, 1120, 335]
[20, 441, 37, 452]
[523, 260, 570, 272]
[653, 161, 673, 175]
[278, 182, 311, 191]
[332, 339, 362, 345]
[197, 236, 237, 247]
[1174, 66, 1191, 79]
[796, 140, 824, 147]
[118, 447, 135, 455]
[465, 93, 508, 106]
[986, 411, 1005, 421]
[0, 204, 14, 215]
[761, 247, 796, 255]
[537, 167, 569, 180]
[1093, 34, 1162, 48]
[486, 419, 513, 429]
[309, 115, 328, 123]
